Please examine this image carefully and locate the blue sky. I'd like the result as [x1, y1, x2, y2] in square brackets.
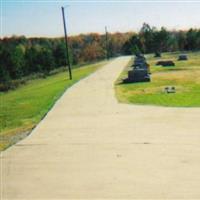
[1, 0, 200, 38]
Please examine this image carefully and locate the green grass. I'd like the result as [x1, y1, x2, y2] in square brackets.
[115, 51, 200, 107]
[0, 61, 108, 151]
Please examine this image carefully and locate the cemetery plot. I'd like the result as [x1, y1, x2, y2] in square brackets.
[115, 52, 200, 107]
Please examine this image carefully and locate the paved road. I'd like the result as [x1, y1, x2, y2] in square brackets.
[1, 57, 200, 199]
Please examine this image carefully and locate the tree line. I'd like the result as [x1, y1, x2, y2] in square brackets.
[0, 32, 131, 91]
[1, 23, 200, 91]
[123, 23, 200, 55]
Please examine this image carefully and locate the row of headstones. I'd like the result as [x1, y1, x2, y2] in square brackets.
[155, 53, 188, 67]
[155, 52, 188, 60]
[123, 54, 151, 83]
[123, 53, 188, 83]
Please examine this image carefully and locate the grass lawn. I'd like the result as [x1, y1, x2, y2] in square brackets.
[115, 51, 200, 107]
[0, 61, 108, 151]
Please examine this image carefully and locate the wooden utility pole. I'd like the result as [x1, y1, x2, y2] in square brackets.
[61, 6, 72, 80]
[105, 26, 109, 60]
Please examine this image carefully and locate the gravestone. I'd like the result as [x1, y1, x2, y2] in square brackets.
[134, 62, 150, 74]
[124, 54, 151, 83]
[178, 54, 188, 61]
[133, 54, 145, 64]
[127, 69, 150, 82]
[156, 60, 175, 67]
[154, 52, 161, 57]
[133, 59, 146, 66]
[164, 86, 176, 93]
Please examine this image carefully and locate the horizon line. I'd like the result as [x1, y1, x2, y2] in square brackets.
[1, 26, 199, 39]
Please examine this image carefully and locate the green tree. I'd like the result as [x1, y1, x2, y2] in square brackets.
[53, 43, 66, 67]
[186, 29, 198, 50]
[177, 31, 187, 51]
[38, 48, 55, 74]
[10, 45, 25, 79]
[153, 27, 170, 53]
[25, 46, 40, 74]
[139, 23, 154, 53]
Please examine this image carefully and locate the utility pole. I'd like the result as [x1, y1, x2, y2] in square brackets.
[105, 26, 109, 60]
[61, 6, 72, 80]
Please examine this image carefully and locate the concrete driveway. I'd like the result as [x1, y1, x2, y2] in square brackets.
[1, 56, 200, 199]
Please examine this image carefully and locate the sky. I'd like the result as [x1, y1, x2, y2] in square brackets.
[1, 0, 200, 38]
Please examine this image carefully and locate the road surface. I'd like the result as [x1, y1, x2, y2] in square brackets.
[1, 57, 200, 199]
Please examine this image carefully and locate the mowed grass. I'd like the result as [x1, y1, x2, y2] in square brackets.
[115, 51, 200, 107]
[0, 61, 107, 151]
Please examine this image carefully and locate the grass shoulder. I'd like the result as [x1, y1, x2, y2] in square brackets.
[0, 60, 108, 151]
